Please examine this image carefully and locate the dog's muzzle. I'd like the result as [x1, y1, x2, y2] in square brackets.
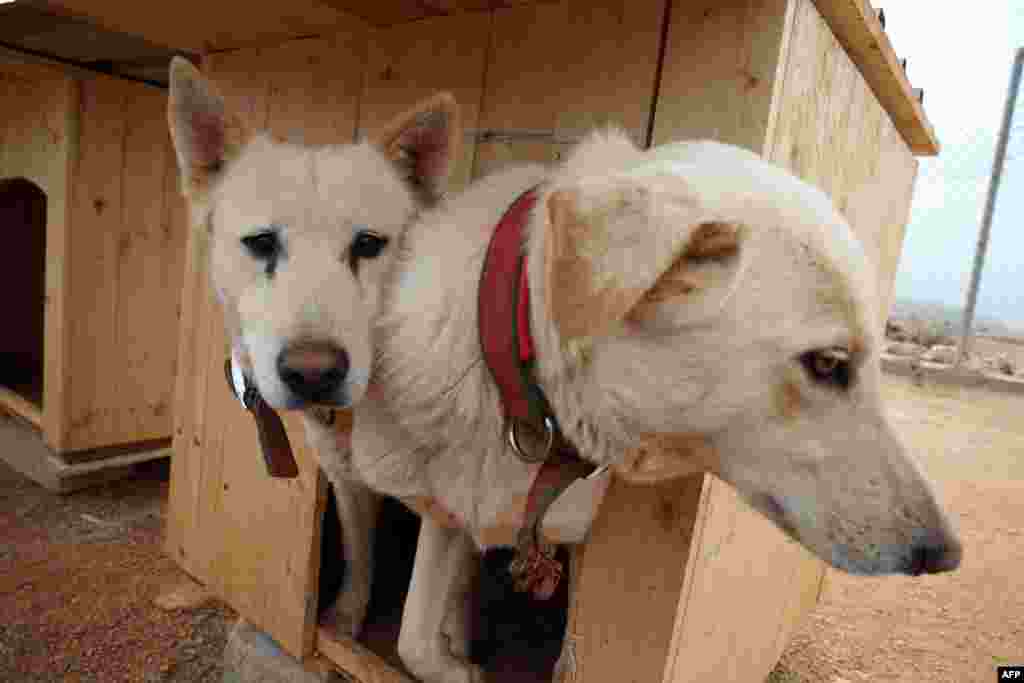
[277, 341, 350, 405]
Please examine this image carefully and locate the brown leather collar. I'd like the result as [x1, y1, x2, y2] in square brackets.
[478, 186, 600, 599]
[223, 357, 300, 478]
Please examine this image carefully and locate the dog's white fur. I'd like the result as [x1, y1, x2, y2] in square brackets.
[169, 61, 960, 683]
[166, 58, 463, 638]
[345, 101, 962, 682]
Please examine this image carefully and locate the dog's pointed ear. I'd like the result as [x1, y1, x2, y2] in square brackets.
[544, 173, 747, 342]
[371, 93, 461, 204]
[167, 56, 250, 195]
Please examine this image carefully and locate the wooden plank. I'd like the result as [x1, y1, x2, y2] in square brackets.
[167, 35, 366, 658]
[664, 478, 820, 683]
[479, 0, 664, 145]
[111, 84, 185, 443]
[871, 126, 918, 322]
[811, 0, 938, 155]
[165, 196, 213, 577]
[61, 75, 186, 453]
[766, 0, 918, 329]
[314, 630, 413, 683]
[49, 0, 357, 52]
[318, 0, 522, 26]
[63, 76, 129, 451]
[652, 0, 792, 153]
[319, 0, 432, 26]
[265, 32, 367, 146]
[0, 386, 44, 428]
[360, 11, 491, 191]
[553, 0, 666, 142]
[42, 76, 77, 455]
[0, 64, 76, 452]
[557, 475, 703, 683]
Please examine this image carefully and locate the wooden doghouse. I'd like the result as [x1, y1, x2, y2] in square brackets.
[0, 58, 187, 483]
[48, 0, 933, 679]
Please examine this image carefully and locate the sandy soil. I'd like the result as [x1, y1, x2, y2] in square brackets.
[774, 375, 1024, 683]
[0, 456, 236, 683]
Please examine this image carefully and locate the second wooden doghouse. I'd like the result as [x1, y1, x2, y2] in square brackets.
[0, 58, 186, 487]
[48, 0, 933, 679]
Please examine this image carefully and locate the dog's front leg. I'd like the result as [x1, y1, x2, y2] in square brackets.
[321, 478, 380, 639]
[304, 414, 380, 639]
[398, 518, 482, 683]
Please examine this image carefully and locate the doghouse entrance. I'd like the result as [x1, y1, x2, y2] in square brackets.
[0, 178, 47, 415]
[318, 491, 568, 682]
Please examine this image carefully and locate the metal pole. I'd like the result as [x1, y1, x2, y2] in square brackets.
[957, 47, 1024, 367]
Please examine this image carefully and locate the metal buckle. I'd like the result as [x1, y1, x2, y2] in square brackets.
[506, 416, 555, 464]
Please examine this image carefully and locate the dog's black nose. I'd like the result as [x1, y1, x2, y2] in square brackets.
[277, 342, 349, 403]
[907, 534, 962, 575]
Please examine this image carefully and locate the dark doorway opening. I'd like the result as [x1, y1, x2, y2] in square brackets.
[0, 177, 47, 408]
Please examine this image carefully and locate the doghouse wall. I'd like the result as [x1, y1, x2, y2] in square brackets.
[165, 0, 926, 675]
[60, 74, 188, 454]
[0, 61, 187, 454]
[0, 63, 76, 432]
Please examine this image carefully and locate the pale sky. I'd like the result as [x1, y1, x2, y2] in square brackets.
[885, 1, 1024, 323]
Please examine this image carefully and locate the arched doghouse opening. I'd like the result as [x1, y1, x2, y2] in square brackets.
[0, 177, 47, 408]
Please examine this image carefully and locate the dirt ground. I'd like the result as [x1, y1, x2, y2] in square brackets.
[2, 370, 1022, 682]
[774, 373, 1024, 683]
[0, 454, 236, 683]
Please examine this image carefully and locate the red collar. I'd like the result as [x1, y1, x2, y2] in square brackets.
[478, 187, 542, 424]
[478, 186, 600, 600]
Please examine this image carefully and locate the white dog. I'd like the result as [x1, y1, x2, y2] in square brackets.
[340, 96, 963, 683]
[166, 57, 462, 639]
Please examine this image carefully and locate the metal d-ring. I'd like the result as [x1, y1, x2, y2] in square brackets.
[506, 416, 555, 464]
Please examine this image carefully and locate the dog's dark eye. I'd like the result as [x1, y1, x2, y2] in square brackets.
[348, 230, 389, 273]
[241, 231, 280, 261]
[799, 348, 851, 389]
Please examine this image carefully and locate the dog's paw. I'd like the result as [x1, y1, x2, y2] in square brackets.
[422, 660, 485, 683]
[398, 642, 485, 683]
[319, 586, 370, 640]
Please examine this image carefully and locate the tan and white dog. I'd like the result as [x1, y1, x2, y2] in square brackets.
[166, 57, 462, 639]
[343, 97, 963, 682]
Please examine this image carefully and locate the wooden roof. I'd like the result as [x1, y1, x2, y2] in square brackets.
[10, 0, 938, 154]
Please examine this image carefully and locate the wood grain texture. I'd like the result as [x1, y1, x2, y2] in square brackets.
[558, 475, 704, 683]
[663, 478, 823, 683]
[50, 0, 356, 52]
[51, 0, 937, 154]
[766, 0, 919, 328]
[0, 63, 76, 451]
[652, 0, 791, 152]
[63, 77, 186, 452]
[360, 11, 491, 192]
[811, 0, 938, 155]
[314, 630, 413, 683]
[480, 0, 665, 144]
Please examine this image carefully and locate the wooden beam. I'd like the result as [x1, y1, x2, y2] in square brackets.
[812, 0, 939, 155]
[314, 629, 413, 683]
[47, 0, 357, 52]
[0, 386, 43, 429]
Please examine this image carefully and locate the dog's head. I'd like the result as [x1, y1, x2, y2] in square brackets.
[168, 57, 459, 409]
[537, 135, 960, 576]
